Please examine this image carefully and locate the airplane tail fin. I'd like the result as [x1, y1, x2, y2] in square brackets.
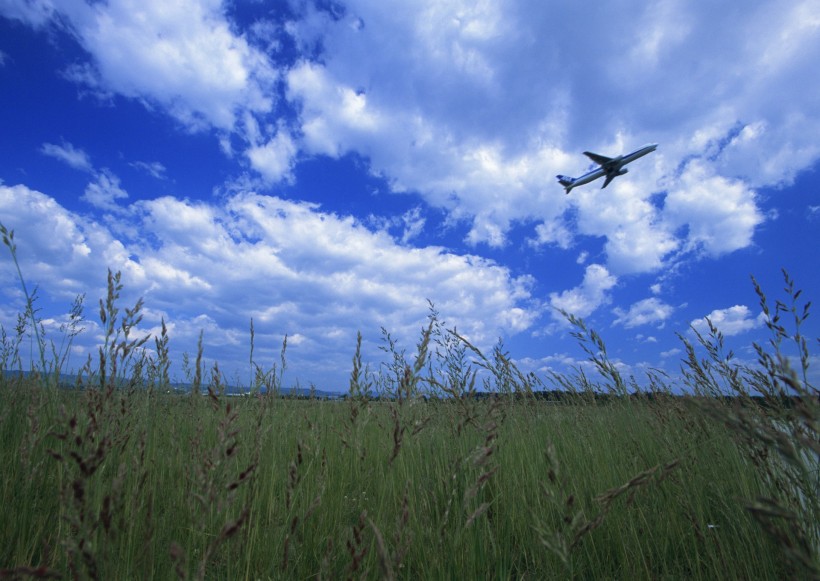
[557, 175, 575, 194]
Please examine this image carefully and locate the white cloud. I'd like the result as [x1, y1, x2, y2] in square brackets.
[629, 0, 692, 67]
[571, 178, 680, 274]
[549, 264, 617, 322]
[40, 141, 94, 172]
[246, 130, 298, 183]
[82, 170, 129, 212]
[0, 182, 537, 388]
[130, 161, 167, 180]
[40, 143, 131, 213]
[14, 0, 276, 133]
[371, 206, 428, 245]
[532, 218, 573, 251]
[660, 347, 682, 359]
[282, 3, 580, 247]
[708, 2, 820, 188]
[276, 0, 816, 269]
[690, 305, 766, 337]
[613, 297, 674, 329]
[0, 183, 140, 299]
[0, 0, 56, 27]
[664, 160, 764, 257]
[7, 0, 818, 279]
[287, 61, 383, 158]
[397, 207, 426, 244]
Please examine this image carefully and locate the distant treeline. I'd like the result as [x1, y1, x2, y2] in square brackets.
[334, 389, 814, 409]
[4, 369, 814, 409]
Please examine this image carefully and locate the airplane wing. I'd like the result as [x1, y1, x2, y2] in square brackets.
[601, 173, 617, 189]
[583, 151, 614, 167]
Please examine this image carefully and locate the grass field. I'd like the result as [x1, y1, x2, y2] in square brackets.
[1, 223, 818, 579]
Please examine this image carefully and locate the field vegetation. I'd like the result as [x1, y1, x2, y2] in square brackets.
[1, 222, 818, 580]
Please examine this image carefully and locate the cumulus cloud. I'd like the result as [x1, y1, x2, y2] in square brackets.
[287, 61, 383, 158]
[571, 177, 679, 274]
[8, 0, 276, 133]
[690, 305, 766, 337]
[246, 130, 298, 183]
[531, 216, 573, 251]
[40, 141, 94, 172]
[549, 264, 617, 322]
[660, 347, 682, 359]
[278, 0, 816, 268]
[0, 182, 537, 387]
[286, 54, 571, 248]
[664, 160, 764, 257]
[0, 183, 138, 300]
[613, 297, 674, 329]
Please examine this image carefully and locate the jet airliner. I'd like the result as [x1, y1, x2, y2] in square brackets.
[557, 143, 658, 194]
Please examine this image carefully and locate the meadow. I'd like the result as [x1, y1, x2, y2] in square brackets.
[1, 223, 818, 579]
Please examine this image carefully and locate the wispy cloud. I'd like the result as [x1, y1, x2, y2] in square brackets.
[82, 170, 129, 213]
[40, 141, 94, 173]
[398, 206, 426, 244]
[368, 207, 427, 245]
[130, 161, 167, 180]
[0, 0, 55, 27]
[39, 140, 132, 212]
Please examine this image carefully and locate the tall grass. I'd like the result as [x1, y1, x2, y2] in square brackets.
[1, 223, 818, 579]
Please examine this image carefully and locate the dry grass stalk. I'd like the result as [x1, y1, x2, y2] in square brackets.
[367, 482, 413, 579]
[345, 511, 369, 580]
[368, 517, 394, 581]
[537, 437, 680, 571]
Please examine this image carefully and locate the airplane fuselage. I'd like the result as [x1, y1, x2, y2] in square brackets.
[557, 143, 657, 194]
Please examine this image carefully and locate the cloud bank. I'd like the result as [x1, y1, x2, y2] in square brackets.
[0, 182, 536, 386]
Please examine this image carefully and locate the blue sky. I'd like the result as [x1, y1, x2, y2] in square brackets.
[1, 0, 818, 391]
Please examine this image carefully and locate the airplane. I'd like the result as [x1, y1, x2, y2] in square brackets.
[557, 143, 658, 194]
